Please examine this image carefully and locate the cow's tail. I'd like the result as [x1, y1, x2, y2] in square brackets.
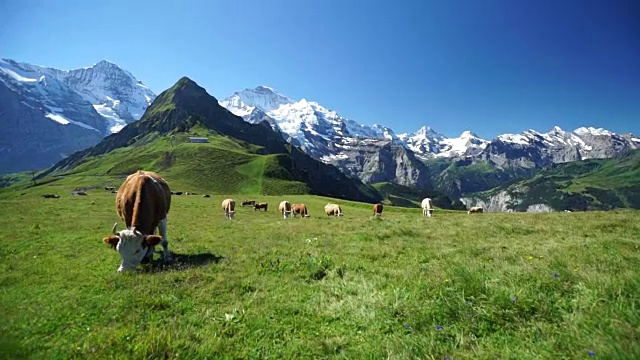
[131, 179, 145, 229]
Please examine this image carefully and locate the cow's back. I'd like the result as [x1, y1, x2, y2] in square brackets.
[116, 171, 171, 235]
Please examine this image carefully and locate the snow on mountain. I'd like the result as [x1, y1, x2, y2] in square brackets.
[574, 126, 614, 136]
[437, 131, 489, 157]
[0, 59, 108, 134]
[4, 59, 156, 133]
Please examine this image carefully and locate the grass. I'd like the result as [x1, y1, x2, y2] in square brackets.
[1, 179, 639, 359]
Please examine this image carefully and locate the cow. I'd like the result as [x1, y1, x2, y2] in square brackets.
[242, 200, 256, 207]
[104, 186, 116, 191]
[41, 194, 60, 198]
[222, 199, 236, 219]
[102, 171, 172, 272]
[254, 203, 268, 211]
[421, 198, 434, 217]
[325, 203, 343, 217]
[468, 206, 484, 214]
[373, 203, 383, 217]
[292, 203, 309, 218]
[74, 191, 88, 196]
[202, 194, 210, 198]
[279, 201, 292, 219]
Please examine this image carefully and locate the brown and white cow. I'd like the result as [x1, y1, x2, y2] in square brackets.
[102, 171, 172, 272]
[421, 198, 434, 217]
[292, 203, 309, 218]
[222, 199, 236, 219]
[241, 200, 256, 207]
[467, 206, 484, 214]
[279, 201, 292, 219]
[373, 203, 383, 217]
[325, 203, 343, 217]
[254, 202, 268, 211]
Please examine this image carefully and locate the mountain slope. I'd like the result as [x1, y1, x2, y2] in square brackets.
[41, 77, 382, 203]
[462, 149, 640, 212]
[0, 59, 108, 174]
[0, 59, 156, 175]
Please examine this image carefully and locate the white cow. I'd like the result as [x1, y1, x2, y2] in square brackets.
[324, 203, 343, 217]
[467, 206, 484, 214]
[222, 199, 236, 219]
[421, 198, 434, 217]
[279, 200, 292, 219]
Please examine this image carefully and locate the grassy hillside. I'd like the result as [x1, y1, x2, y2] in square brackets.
[372, 182, 465, 210]
[469, 149, 640, 211]
[1, 178, 639, 359]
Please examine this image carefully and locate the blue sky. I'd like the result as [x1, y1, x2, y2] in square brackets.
[2, 0, 639, 138]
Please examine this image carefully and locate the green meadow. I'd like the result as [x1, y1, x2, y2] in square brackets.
[1, 179, 639, 359]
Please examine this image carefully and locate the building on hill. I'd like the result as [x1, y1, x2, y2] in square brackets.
[188, 137, 209, 143]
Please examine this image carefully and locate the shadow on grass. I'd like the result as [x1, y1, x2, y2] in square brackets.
[144, 251, 224, 272]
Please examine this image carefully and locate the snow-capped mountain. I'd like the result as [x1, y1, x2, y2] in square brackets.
[488, 126, 639, 167]
[7, 59, 156, 132]
[0, 58, 155, 174]
[220, 85, 639, 190]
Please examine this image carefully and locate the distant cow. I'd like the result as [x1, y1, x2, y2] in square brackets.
[102, 170, 172, 272]
[373, 203, 383, 217]
[279, 201, 292, 219]
[110, 190, 118, 194]
[202, 194, 210, 198]
[421, 198, 434, 217]
[104, 186, 116, 191]
[222, 199, 236, 220]
[242, 200, 256, 207]
[292, 203, 309, 218]
[254, 203, 268, 211]
[325, 203, 343, 217]
[41, 194, 60, 199]
[468, 206, 484, 214]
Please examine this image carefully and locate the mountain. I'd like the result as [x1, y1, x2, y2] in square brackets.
[40, 77, 382, 203]
[461, 149, 640, 212]
[0, 59, 155, 175]
[220, 86, 639, 200]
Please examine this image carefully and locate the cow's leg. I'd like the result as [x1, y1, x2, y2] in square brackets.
[158, 217, 172, 262]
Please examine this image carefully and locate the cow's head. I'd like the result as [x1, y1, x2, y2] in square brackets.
[103, 223, 162, 272]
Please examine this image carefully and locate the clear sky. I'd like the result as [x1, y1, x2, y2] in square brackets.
[2, 0, 639, 139]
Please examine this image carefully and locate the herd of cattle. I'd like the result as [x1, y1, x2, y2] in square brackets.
[49, 170, 484, 272]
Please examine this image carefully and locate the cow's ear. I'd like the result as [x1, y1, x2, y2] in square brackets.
[144, 235, 162, 247]
[103, 236, 120, 249]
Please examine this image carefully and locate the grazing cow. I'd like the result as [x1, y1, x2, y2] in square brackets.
[373, 203, 383, 217]
[421, 198, 434, 217]
[242, 200, 256, 207]
[254, 203, 268, 211]
[73, 191, 88, 196]
[279, 201, 292, 219]
[292, 203, 310, 218]
[222, 199, 236, 219]
[324, 203, 343, 217]
[467, 206, 484, 214]
[110, 190, 118, 194]
[41, 194, 60, 199]
[104, 186, 116, 191]
[202, 194, 210, 198]
[102, 170, 172, 272]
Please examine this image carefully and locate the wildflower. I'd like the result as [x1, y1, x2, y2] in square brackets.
[511, 297, 517, 303]
[444, 278, 450, 282]
[465, 301, 471, 306]
[445, 357, 451, 360]
[554, 273, 559, 278]
[528, 256, 533, 259]
[403, 323, 410, 329]
[588, 350, 595, 356]
[583, 243, 588, 247]
[436, 325, 443, 331]
[466, 314, 471, 318]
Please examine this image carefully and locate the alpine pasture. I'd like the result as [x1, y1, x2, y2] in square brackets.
[1, 180, 639, 359]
